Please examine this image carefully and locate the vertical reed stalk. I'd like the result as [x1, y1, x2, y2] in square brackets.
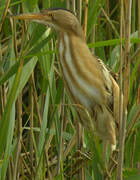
[30, 74, 34, 179]
[70, 0, 76, 12]
[30, 75, 42, 126]
[13, 18, 22, 180]
[77, 0, 82, 23]
[13, 94, 22, 180]
[117, 0, 132, 179]
[138, 0, 140, 78]
[57, 91, 65, 175]
[66, 0, 70, 9]
[83, 0, 89, 39]
[117, 0, 124, 177]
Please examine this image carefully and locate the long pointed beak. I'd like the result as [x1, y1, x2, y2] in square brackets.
[9, 11, 54, 28]
[10, 12, 46, 20]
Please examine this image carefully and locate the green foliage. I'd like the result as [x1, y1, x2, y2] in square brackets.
[0, 0, 140, 179]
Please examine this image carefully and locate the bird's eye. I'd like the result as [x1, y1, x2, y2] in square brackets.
[48, 13, 53, 18]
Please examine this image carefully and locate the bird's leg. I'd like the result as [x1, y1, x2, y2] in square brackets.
[104, 146, 119, 179]
[106, 149, 118, 177]
[109, 148, 118, 169]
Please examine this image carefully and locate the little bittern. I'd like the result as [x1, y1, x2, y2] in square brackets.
[12, 8, 120, 151]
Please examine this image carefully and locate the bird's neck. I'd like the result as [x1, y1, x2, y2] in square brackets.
[58, 31, 84, 60]
[58, 27, 85, 42]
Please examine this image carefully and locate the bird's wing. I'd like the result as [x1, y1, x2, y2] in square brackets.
[96, 58, 120, 127]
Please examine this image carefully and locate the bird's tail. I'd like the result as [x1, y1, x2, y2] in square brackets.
[93, 104, 116, 151]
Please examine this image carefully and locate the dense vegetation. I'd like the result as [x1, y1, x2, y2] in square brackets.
[0, 0, 140, 179]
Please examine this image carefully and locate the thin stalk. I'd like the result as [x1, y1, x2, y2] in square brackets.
[0, 0, 11, 33]
[13, 20, 18, 60]
[131, 47, 140, 61]
[138, 0, 140, 77]
[136, 85, 140, 105]
[130, 130, 136, 168]
[77, 0, 82, 23]
[11, 18, 22, 180]
[30, 74, 42, 126]
[126, 106, 140, 140]
[13, 94, 22, 180]
[40, 93, 45, 119]
[117, 0, 124, 174]
[131, 0, 136, 34]
[45, 152, 53, 180]
[70, 0, 75, 12]
[90, 25, 95, 53]
[117, 0, 132, 180]
[83, 0, 89, 39]
[30, 75, 34, 179]
[105, 0, 111, 59]
[57, 91, 65, 175]
[101, 7, 120, 38]
[45, 123, 54, 180]
[105, 0, 111, 39]
[66, 0, 70, 10]
[1, 85, 7, 113]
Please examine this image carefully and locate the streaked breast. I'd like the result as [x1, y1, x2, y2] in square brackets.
[58, 32, 104, 108]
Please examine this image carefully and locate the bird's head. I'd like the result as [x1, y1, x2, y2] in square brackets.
[11, 8, 85, 40]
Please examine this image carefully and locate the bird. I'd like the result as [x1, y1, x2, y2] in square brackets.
[11, 8, 120, 152]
